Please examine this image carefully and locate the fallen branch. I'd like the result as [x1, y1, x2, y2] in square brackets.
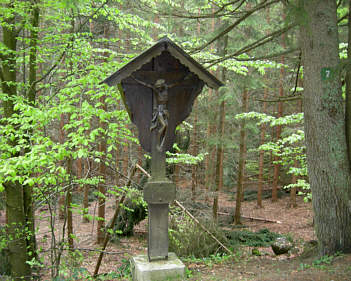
[174, 200, 233, 255]
[40, 247, 128, 255]
[217, 212, 282, 224]
[242, 215, 282, 224]
[93, 164, 137, 277]
[136, 163, 151, 178]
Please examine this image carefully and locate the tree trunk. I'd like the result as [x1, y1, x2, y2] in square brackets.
[257, 87, 268, 208]
[97, 96, 107, 244]
[289, 160, 297, 208]
[97, 24, 110, 244]
[234, 89, 249, 225]
[59, 114, 66, 219]
[123, 141, 129, 178]
[76, 157, 82, 191]
[1, 4, 32, 278]
[67, 157, 74, 250]
[272, 38, 285, 202]
[300, 0, 351, 255]
[82, 158, 91, 223]
[346, 0, 351, 163]
[137, 145, 143, 181]
[191, 100, 198, 201]
[24, 0, 39, 261]
[5, 183, 31, 280]
[213, 34, 228, 221]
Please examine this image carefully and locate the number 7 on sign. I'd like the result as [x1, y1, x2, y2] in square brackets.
[321, 67, 333, 81]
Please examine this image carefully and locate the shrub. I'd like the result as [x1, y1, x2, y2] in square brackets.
[225, 228, 280, 247]
[169, 207, 230, 258]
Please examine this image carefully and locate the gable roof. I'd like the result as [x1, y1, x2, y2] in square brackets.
[102, 36, 223, 89]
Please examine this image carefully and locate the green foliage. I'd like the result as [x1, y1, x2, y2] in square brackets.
[169, 207, 230, 258]
[114, 258, 132, 279]
[299, 252, 343, 271]
[236, 111, 310, 199]
[166, 151, 207, 165]
[112, 189, 147, 238]
[182, 252, 234, 266]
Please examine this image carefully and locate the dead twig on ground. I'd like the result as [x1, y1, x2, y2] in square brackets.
[218, 212, 282, 224]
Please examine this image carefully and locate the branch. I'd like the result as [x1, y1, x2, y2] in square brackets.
[137, 0, 244, 19]
[34, 0, 110, 85]
[338, 12, 349, 23]
[230, 48, 299, 62]
[291, 51, 302, 96]
[218, 212, 282, 223]
[255, 94, 302, 102]
[0, 67, 4, 83]
[191, 0, 280, 53]
[41, 247, 128, 255]
[205, 24, 296, 67]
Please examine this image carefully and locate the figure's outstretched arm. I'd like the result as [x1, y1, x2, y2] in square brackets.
[167, 73, 194, 88]
[130, 75, 155, 89]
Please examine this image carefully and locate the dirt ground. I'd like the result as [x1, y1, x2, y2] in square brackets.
[31, 188, 351, 280]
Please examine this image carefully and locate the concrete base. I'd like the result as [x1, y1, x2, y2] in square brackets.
[130, 252, 185, 281]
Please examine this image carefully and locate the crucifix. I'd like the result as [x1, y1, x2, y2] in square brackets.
[102, 36, 223, 263]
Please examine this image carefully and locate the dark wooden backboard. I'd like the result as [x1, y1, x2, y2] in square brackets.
[121, 51, 204, 153]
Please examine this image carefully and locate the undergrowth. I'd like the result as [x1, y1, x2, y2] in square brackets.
[225, 228, 281, 247]
[169, 206, 231, 258]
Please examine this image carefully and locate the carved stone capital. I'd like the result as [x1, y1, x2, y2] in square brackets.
[144, 180, 176, 204]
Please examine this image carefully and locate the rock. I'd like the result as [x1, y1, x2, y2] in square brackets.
[271, 237, 293, 255]
[289, 246, 299, 255]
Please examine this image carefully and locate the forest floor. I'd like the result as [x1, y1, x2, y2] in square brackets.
[31, 185, 351, 281]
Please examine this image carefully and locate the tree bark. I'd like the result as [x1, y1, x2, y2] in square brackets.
[97, 95, 107, 244]
[191, 100, 198, 201]
[234, 89, 249, 225]
[258, 87, 268, 208]
[67, 157, 74, 250]
[272, 30, 285, 202]
[97, 24, 109, 244]
[346, 0, 351, 163]
[213, 34, 228, 221]
[300, 0, 351, 255]
[24, 0, 40, 262]
[58, 114, 66, 219]
[82, 158, 91, 223]
[289, 160, 297, 208]
[1, 3, 32, 278]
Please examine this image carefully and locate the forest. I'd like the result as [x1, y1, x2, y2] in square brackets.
[1, 0, 351, 280]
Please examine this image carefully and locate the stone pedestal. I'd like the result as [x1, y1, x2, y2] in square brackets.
[130, 252, 185, 281]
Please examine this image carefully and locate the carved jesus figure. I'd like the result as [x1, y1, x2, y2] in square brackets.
[131, 76, 172, 151]
[149, 79, 169, 151]
[131, 74, 193, 151]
